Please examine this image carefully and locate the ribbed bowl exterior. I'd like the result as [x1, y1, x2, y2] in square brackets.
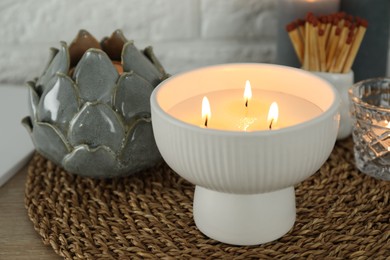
[151, 64, 340, 194]
[152, 107, 338, 194]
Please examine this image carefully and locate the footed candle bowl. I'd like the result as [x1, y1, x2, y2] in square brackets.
[22, 29, 169, 178]
[151, 63, 340, 245]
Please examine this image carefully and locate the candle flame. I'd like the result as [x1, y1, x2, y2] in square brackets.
[244, 80, 252, 107]
[202, 96, 211, 127]
[267, 102, 279, 130]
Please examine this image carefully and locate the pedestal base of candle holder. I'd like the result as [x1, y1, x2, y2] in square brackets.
[193, 186, 296, 246]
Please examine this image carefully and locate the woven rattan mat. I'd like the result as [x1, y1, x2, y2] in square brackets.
[25, 138, 390, 259]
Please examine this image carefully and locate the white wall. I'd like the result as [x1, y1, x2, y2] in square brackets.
[0, 0, 277, 84]
[0, 0, 388, 85]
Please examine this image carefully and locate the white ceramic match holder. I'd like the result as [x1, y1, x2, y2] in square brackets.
[312, 70, 354, 140]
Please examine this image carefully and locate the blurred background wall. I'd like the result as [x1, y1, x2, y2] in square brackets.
[0, 0, 388, 85]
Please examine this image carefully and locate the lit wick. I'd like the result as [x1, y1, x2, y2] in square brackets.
[244, 80, 252, 108]
[269, 118, 274, 130]
[267, 102, 279, 130]
[202, 96, 211, 128]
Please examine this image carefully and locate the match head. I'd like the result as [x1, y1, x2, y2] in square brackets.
[333, 17, 340, 25]
[285, 22, 296, 32]
[346, 36, 353, 45]
[319, 15, 328, 24]
[346, 14, 354, 22]
[348, 28, 354, 38]
[337, 11, 346, 19]
[297, 19, 305, 26]
[306, 12, 314, 22]
[360, 19, 368, 28]
[312, 19, 319, 27]
[336, 27, 342, 36]
[327, 14, 334, 23]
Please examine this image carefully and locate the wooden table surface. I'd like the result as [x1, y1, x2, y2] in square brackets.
[0, 165, 60, 259]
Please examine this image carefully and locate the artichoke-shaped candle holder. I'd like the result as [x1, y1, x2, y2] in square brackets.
[22, 30, 169, 177]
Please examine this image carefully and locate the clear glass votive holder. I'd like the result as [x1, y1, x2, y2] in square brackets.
[349, 78, 390, 180]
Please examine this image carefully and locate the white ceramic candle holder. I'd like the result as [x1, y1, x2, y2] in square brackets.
[150, 64, 340, 245]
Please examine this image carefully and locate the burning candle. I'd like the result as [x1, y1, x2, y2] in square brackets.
[169, 81, 323, 131]
[268, 102, 279, 130]
[244, 80, 252, 107]
[151, 63, 340, 245]
[201, 96, 211, 127]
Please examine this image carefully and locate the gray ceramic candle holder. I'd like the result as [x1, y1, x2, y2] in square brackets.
[22, 29, 169, 178]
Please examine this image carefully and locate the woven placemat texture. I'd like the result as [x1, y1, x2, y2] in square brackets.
[25, 138, 390, 259]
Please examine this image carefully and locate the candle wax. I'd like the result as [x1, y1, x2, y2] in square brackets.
[168, 89, 323, 131]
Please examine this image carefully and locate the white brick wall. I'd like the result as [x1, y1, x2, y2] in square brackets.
[0, 0, 388, 85]
[0, 0, 277, 84]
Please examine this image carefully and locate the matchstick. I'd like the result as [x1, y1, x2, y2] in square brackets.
[285, 12, 367, 74]
[286, 22, 304, 63]
[318, 29, 327, 71]
[333, 36, 352, 73]
[326, 16, 339, 52]
[326, 27, 341, 71]
[310, 18, 320, 71]
[342, 19, 368, 73]
[330, 21, 350, 72]
[303, 14, 312, 70]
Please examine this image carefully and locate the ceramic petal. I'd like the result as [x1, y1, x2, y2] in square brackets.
[36, 73, 79, 135]
[21, 116, 33, 135]
[42, 47, 59, 74]
[122, 41, 162, 86]
[26, 81, 39, 121]
[73, 49, 119, 103]
[68, 102, 125, 153]
[36, 42, 69, 95]
[143, 46, 167, 76]
[62, 145, 122, 177]
[68, 29, 103, 78]
[69, 29, 101, 68]
[31, 121, 71, 165]
[101, 29, 127, 61]
[113, 72, 153, 124]
[120, 118, 161, 173]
